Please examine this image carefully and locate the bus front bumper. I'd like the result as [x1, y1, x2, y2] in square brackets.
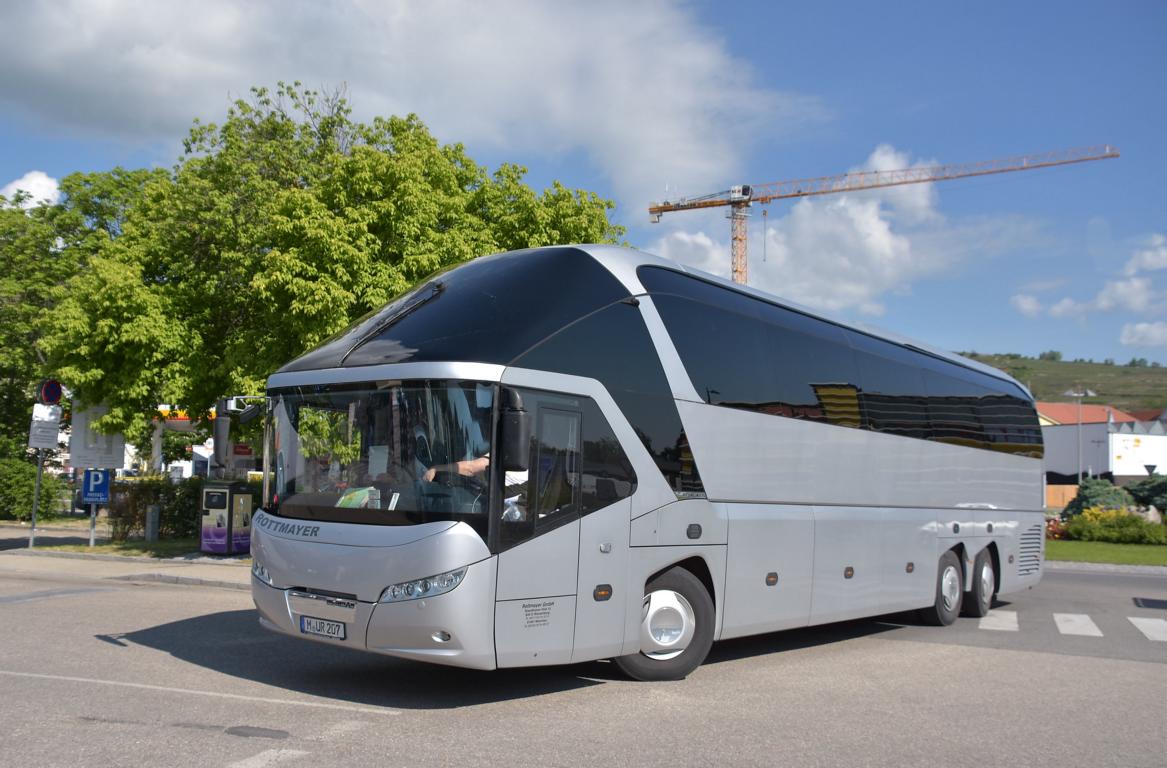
[252, 557, 498, 670]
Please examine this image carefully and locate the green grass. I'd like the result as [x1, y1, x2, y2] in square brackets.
[1045, 539, 1167, 566]
[965, 353, 1167, 413]
[37, 537, 207, 559]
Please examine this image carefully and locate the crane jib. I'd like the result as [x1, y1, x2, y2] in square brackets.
[647, 145, 1119, 286]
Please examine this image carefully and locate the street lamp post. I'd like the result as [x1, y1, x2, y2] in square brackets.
[1063, 387, 1097, 485]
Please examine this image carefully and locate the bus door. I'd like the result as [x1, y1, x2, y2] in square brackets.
[494, 401, 583, 667]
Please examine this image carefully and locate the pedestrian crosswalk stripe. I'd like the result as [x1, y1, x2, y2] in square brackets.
[1053, 613, 1103, 637]
[978, 610, 1018, 631]
[1128, 617, 1167, 642]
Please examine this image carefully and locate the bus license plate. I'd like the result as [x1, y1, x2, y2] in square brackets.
[300, 615, 346, 640]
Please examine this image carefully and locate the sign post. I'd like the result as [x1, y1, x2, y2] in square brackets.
[27, 402, 62, 548]
[29, 450, 44, 548]
[81, 469, 110, 547]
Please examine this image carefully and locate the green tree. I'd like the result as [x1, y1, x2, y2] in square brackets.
[0, 194, 60, 458]
[43, 83, 624, 438]
[0, 169, 167, 459]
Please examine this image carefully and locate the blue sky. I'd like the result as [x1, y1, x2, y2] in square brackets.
[2, 1, 1164, 363]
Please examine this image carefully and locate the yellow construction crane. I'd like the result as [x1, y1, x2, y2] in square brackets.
[648, 145, 1120, 285]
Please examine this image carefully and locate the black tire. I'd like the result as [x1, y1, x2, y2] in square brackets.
[614, 567, 714, 681]
[918, 550, 963, 626]
[961, 548, 996, 618]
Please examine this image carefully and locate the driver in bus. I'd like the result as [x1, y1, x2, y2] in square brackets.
[422, 453, 528, 521]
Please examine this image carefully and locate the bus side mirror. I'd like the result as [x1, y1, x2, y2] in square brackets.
[500, 390, 530, 472]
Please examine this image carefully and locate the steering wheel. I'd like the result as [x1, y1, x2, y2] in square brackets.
[431, 469, 482, 489]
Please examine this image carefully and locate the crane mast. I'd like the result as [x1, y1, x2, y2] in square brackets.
[649, 145, 1120, 285]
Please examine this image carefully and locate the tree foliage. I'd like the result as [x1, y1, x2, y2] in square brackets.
[38, 83, 623, 438]
[0, 169, 167, 459]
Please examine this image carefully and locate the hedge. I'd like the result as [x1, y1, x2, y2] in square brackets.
[1065, 507, 1167, 545]
[0, 458, 65, 522]
[108, 476, 203, 541]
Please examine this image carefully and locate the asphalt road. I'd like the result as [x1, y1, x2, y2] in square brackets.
[0, 566, 1164, 768]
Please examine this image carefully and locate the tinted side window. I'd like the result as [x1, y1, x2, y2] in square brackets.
[579, 399, 637, 514]
[639, 266, 1042, 458]
[513, 301, 704, 497]
[497, 389, 638, 551]
[641, 267, 861, 429]
[849, 331, 1042, 456]
[532, 408, 581, 531]
[846, 333, 931, 440]
[923, 369, 989, 448]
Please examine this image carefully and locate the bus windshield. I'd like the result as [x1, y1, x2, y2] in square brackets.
[267, 380, 495, 537]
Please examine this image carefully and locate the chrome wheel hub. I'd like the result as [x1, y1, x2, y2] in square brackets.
[639, 589, 696, 661]
[941, 564, 961, 611]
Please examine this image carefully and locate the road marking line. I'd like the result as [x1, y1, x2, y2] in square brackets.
[1129, 617, 1167, 642]
[309, 720, 367, 742]
[226, 749, 309, 768]
[0, 670, 399, 716]
[1053, 613, 1103, 637]
[978, 610, 1019, 631]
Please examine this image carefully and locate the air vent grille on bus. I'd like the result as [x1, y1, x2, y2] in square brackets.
[1017, 523, 1043, 576]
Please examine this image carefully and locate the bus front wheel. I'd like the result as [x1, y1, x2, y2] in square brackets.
[919, 550, 963, 626]
[614, 567, 714, 681]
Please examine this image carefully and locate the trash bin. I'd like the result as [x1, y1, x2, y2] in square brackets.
[200, 482, 253, 555]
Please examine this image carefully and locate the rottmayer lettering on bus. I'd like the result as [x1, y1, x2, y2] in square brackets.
[256, 514, 320, 538]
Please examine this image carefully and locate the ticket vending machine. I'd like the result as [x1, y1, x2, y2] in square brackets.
[200, 483, 253, 555]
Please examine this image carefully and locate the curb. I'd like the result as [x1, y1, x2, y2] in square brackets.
[111, 573, 250, 591]
[1045, 560, 1167, 575]
[5, 548, 250, 566]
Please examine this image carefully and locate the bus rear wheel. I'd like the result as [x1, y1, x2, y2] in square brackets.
[614, 567, 714, 681]
[961, 549, 995, 618]
[918, 550, 962, 626]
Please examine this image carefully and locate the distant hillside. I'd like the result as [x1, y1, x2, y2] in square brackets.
[962, 353, 1167, 414]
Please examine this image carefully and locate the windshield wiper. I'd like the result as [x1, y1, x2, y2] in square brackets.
[339, 281, 445, 365]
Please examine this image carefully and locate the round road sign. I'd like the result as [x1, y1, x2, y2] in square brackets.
[37, 379, 63, 405]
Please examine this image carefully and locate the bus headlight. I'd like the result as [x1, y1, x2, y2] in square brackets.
[379, 567, 466, 603]
[251, 560, 275, 587]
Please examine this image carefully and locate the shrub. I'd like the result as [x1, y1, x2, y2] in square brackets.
[1062, 477, 1132, 519]
[108, 476, 202, 541]
[1065, 507, 1167, 545]
[0, 458, 65, 522]
[1126, 474, 1167, 511]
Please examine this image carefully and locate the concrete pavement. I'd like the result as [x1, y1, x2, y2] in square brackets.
[0, 524, 250, 591]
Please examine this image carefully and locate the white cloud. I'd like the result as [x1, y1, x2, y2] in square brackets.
[1, 170, 60, 208]
[1123, 234, 1167, 275]
[853, 143, 940, 225]
[1045, 264, 1163, 319]
[0, 1, 825, 215]
[1010, 294, 1043, 317]
[1048, 297, 1085, 318]
[1120, 322, 1167, 347]
[1095, 277, 1153, 313]
[652, 144, 1045, 316]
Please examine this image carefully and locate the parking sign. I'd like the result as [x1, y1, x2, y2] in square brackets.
[81, 469, 110, 505]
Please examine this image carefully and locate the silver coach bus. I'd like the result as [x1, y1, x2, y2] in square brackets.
[250, 244, 1045, 680]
